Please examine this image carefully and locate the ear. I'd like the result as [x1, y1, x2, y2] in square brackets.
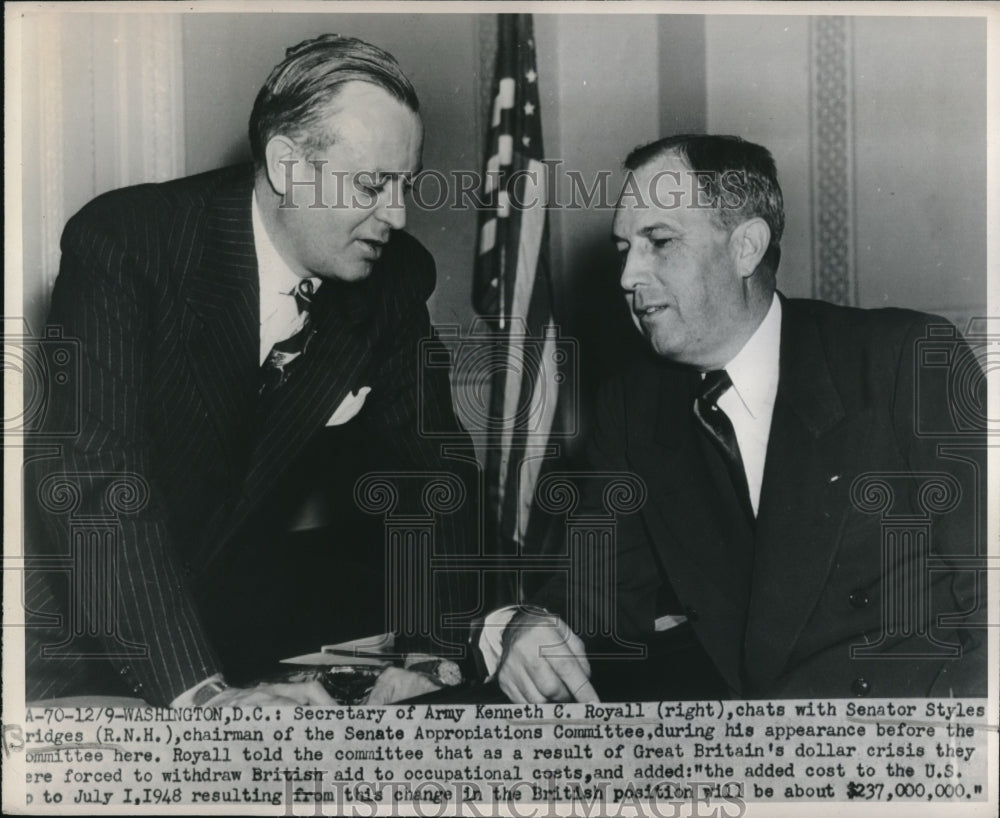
[263, 135, 301, 196]
[730, 218, 771, 279]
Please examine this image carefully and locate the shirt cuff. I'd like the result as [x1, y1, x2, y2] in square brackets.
[170, 673, 227, 707]
[478, 606, 519, 678]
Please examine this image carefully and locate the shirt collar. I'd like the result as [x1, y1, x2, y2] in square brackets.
[722, 293, 782, 419]
[251, 191, 321, 312]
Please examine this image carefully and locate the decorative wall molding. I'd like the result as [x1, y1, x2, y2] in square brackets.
[112, 14, 186, 189]
[808, 17, 857, 306]
[37, 19, 64, 300]
[147, 17, 186, 183]
[25, 13, 185, 322]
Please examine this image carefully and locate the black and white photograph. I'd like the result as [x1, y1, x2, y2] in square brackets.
[3, 1, 996, 815]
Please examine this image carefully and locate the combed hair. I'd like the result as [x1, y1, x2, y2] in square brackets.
[249, 34, 419, 166]
[624, 134, 785, 273]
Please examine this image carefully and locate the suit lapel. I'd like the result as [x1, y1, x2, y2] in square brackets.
[206, 280, 375, 560]
[181, 171, 259, 477]
[744, 297, 871, 691]
[177, 171, 382, 565]
[627, 364, 753, 692]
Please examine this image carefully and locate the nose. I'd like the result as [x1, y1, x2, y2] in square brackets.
[619, 246, 648, 292]
[375, 185, 407, 231]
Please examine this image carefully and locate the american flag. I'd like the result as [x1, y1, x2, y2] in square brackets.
[474, 14, 560, 557]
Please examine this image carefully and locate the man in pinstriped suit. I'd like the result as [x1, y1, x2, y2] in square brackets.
[25, 35, 476, 707]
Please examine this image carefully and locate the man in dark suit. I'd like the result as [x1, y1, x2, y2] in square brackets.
[492, 135, 986, 702]
[25, 35, 475, 707]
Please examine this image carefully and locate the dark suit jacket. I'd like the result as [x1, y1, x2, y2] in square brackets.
[534, 296, 986, 699]
[25, 166, 478, 704]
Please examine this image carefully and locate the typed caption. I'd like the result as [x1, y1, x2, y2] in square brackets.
[2, 698, 989, 814]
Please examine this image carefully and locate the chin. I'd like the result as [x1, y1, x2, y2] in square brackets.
[317, 264, 373, 283]
[648, 334, 686, 363]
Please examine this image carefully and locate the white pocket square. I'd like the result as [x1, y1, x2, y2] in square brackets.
[326, 387, 372, 426]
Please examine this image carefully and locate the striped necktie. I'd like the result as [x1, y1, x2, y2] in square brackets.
[260, 278, 315, 395]
[693, 369, 754, 524]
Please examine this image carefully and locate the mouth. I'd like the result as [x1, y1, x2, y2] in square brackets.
[356, 238, 387, 259]
[633, 303, 669, 318]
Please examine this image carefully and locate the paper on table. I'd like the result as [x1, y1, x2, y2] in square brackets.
[281, 633, 395, 667]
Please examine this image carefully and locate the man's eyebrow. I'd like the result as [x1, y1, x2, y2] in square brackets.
[611, 222, 682, 243]
[638, 223, 681, 236]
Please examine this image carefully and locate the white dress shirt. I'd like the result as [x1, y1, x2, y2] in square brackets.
[713, 292, 782, 516]
[252, 192, 321, 364]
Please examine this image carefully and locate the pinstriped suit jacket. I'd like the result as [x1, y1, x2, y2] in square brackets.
[25, 166, 477, 705]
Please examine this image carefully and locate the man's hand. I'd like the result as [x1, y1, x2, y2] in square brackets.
[207, 680, 337, 706]
[367, 667, 442, 705]
[497, 610, 600, 704]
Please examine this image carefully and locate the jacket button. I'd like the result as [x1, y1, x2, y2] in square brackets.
[131, 683, 144, 695]
[849, 589, 870, 608]
[851, 677, 872, 696]
[684, 606, 700, 623]
[119, 666, 131, 677]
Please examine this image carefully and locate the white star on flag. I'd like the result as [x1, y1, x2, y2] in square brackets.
[524, 102, 535, 115]
[525, 69, 537, 83]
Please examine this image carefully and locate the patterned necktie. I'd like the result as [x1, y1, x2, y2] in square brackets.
[260, 278, 316, 395]
[693, 370, 754, 523]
